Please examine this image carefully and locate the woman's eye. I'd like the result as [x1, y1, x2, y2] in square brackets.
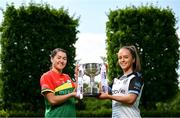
[63, 57, 67, 60]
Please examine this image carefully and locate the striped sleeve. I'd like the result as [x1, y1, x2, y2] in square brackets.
[128, 73, 143, 95]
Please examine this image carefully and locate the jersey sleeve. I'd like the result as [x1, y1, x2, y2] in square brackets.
[40, 73, 54, 95]
[128, 73, 143, 95]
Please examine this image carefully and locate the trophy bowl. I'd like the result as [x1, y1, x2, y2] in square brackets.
[83, 63, 101, 78]
[83, 63, 101, 97]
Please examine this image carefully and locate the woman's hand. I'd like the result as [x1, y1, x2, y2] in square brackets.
[74, 64, 79, 82]
[98, 92, 109, 99]
[71, 91, 81, 99]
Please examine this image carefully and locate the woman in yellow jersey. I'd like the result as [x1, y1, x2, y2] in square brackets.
[40, 48, 78, 117]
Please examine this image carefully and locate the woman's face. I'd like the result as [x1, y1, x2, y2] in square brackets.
[51, 51, 67, 71]
[117, 48, 135, 72]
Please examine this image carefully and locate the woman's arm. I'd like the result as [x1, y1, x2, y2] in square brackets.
[45, 91, 76, 106]
[99, 92, 137, 106]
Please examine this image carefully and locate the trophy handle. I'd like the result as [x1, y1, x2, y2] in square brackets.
[100, 63, 108, 93]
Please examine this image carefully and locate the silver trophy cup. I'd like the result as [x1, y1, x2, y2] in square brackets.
[83, 63, 101, 97]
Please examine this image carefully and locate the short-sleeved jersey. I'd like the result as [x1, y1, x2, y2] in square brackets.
[40, 70, 76, 117]
[112, 72, 144, 118]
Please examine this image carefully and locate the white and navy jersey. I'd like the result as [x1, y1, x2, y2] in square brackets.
[112, 72, 144, 118]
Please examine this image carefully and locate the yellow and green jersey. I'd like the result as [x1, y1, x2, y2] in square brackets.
[40, 70, 76, 117]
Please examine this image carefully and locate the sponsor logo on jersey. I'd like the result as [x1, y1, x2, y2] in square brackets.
[112, 88, 126, 94]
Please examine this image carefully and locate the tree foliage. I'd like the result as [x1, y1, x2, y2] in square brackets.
[106, 5, 179, 109]
[0, 3, 79, 110]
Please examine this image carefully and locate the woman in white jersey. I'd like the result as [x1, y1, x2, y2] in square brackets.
[98, 45, 144, 118]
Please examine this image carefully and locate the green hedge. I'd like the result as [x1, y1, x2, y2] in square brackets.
[106, 5, 179, 109]
[141, 110, 180, 117]
[0, 3, 79, 110]
[0, 110, 9, 117]
[7, 110, 43, 117]
[1, 97, 180, 117]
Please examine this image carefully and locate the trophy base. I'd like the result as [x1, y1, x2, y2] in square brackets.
[83, 93, 100, 97]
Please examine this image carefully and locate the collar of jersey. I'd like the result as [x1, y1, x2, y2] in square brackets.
[119, 72, 135, 80]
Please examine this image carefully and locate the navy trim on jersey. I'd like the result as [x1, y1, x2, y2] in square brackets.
[128, 72, 143, 95]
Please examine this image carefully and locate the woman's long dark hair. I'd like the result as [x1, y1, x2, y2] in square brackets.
[50, 48, 67, 58]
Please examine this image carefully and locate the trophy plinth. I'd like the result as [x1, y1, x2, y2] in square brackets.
[83, 63, 101, 97]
